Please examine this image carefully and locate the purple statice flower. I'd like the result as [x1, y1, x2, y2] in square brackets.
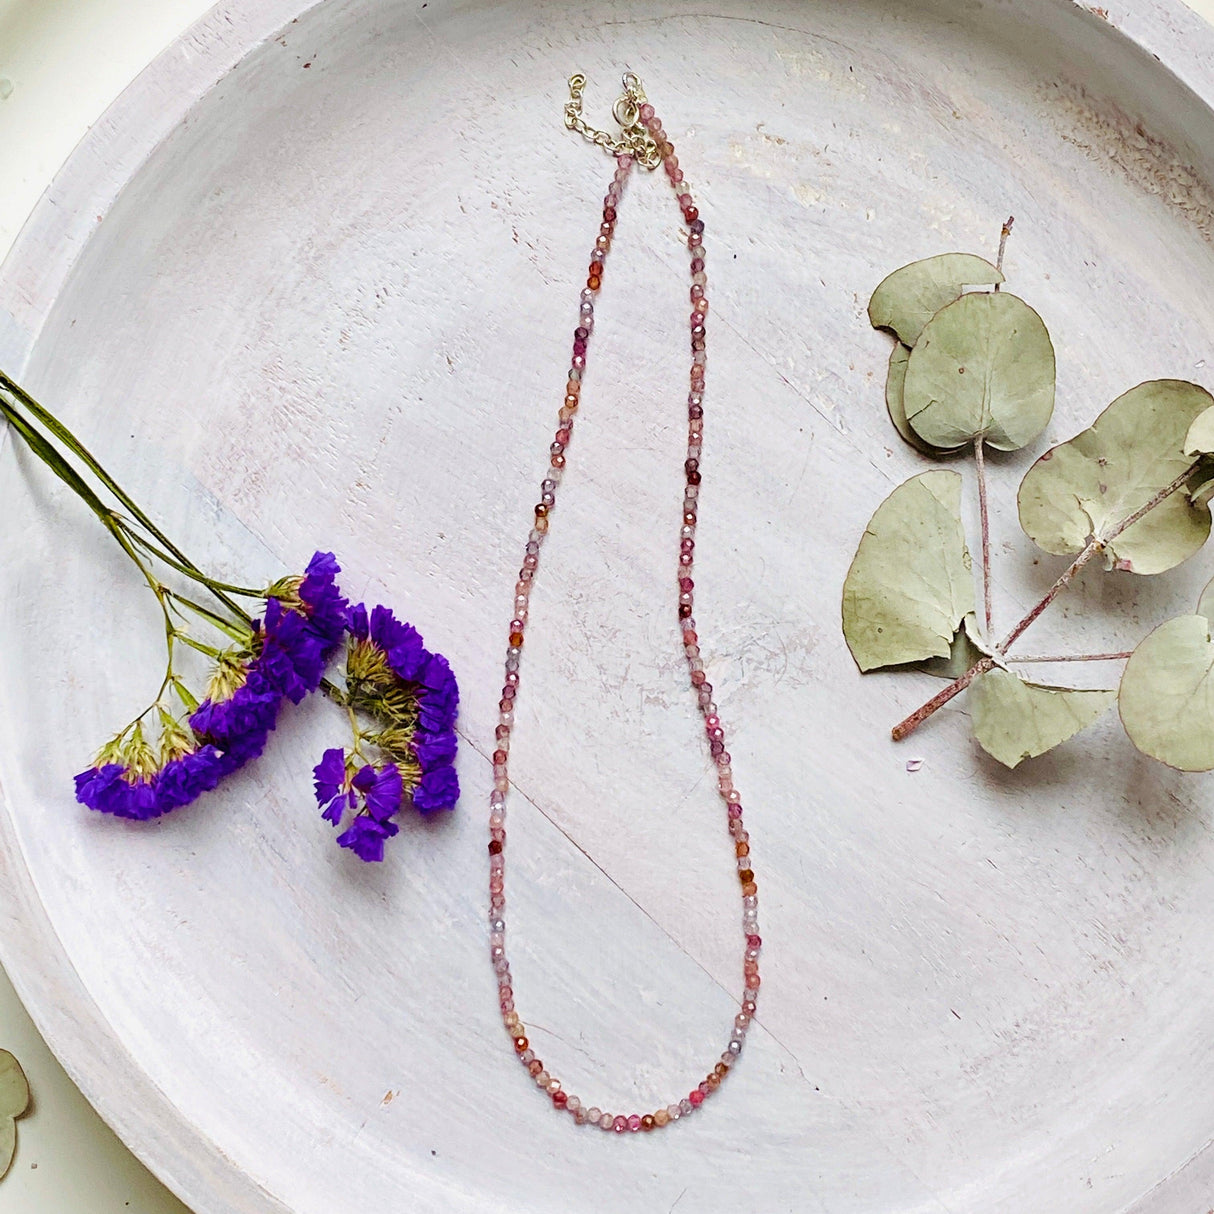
[258, 598, 330, 704]
[335, 814, 399, 863]
[298, 551, 349, 650]
[189, 664, 283, 775]
[190, 551, 349, 769]
[347, 603, 427, 679]
[341, 601, 461, 819]
[76, 551, 352, 829]
[353, 760, 402, 823]
[74, 763, 156, 820]
[412, 728, 457, 768]
[417, 652, 459, 734]
[74, 743, 227, 821]
[412, 760, 460, 814]
[313, 747, 352, 824]
[154, 745, 228, 810]
[314, 749, 403, 862]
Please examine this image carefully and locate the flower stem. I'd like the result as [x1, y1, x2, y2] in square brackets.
[974, 436, 993, 636]
[164, 589, 253, 643]
[0, 373, 254, 625]
[125, 528, 267, 600]
[0, 398, 113, 522]
[173, 632, 225, 660]
[890, 459, 1200, 741]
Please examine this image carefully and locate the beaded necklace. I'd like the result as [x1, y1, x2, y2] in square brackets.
[487, 72, 760, 1133]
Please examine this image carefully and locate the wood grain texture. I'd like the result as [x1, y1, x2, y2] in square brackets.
[4, 0, 1214, 1210]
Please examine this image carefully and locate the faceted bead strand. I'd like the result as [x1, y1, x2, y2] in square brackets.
[490, 107, 759, 1133]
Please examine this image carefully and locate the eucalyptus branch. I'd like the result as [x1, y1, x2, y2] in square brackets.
[890, 657, 995, 741]
[974, 436, 993, 635]
[994, 215, 1014, 285]
[891, 460, 1200, 741]
[1009, 651, 1133, 663]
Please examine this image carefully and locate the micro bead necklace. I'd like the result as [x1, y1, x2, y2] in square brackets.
[487, 72, 760, 1133]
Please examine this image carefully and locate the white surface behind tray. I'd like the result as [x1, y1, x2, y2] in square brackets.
[4, 2, 1214, 1214]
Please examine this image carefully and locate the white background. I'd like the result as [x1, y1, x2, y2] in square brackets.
[3, 1, 1214, 1210]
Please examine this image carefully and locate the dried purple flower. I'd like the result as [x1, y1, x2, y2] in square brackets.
[338, 601, 461, 827]
[418, 652, 459, 734]
[353, 761, 403, 824]
[74, 740, 227, 821]
[412, 760, 460, 815]
[297, 551, 348, 648]
[313, 747, 351, 824]
[79, 552, 351, 825]
[335, 814, 400, 863]
[190, 551, 348, 768]
[314, 749, 404, 862]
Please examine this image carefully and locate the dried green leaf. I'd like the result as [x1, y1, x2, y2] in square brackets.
[917, 612, 990, 679]
[1018, 380, 1213, 575]
[0, 1050, 29, 1182]
[1189, 477, 1214, 508]
[885, 343, 955, 457]
[1199, 576, 1214, 621]
[842, 470, 974, 671]
[970, 668, 1116, 768]
[1185, 405, 1214, 455]
[868, 253, 1004, 346]
[1119, 615, 1214, 770]
[902, 292, 1055, 452]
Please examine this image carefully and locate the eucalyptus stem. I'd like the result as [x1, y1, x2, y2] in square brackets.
[1009, 651, 1133, 663]
[994, 215, 1014, 285]
[974, 436, 993, 636]
[891, 459, 1201, 741]
[890, 657, 995, 741]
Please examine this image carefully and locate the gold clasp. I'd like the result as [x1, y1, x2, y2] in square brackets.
[563, 71, 660, 170]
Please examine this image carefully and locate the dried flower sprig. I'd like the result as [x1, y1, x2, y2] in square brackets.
[1, 370, 460, 855]
[313, 604, 460, 861]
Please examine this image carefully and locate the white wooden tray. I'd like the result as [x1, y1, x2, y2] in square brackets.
[4, 1, 1214, 1210]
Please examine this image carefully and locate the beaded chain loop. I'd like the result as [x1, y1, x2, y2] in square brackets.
[488, 74, 760, 1133]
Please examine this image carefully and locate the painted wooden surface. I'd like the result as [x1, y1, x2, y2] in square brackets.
[5, 0, 1214, 1210]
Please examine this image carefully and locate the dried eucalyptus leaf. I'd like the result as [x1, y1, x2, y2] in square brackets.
[842, 470, 974, 671]
[1018, 380, 1213, 575]
[0, 1050, 29, 1182]
[885, 343, 955, 457]
[918, 612, 989, 679]
[1189, 477, 1214, 508]
[1199, 576, 1214, 621]
[868, 253, 1004, 346]
[902, 292, 1055, 452]
[1119, 615, 1214, 770]
[1185, 405, 1214, 454]
[970, 668, 1116, 768]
